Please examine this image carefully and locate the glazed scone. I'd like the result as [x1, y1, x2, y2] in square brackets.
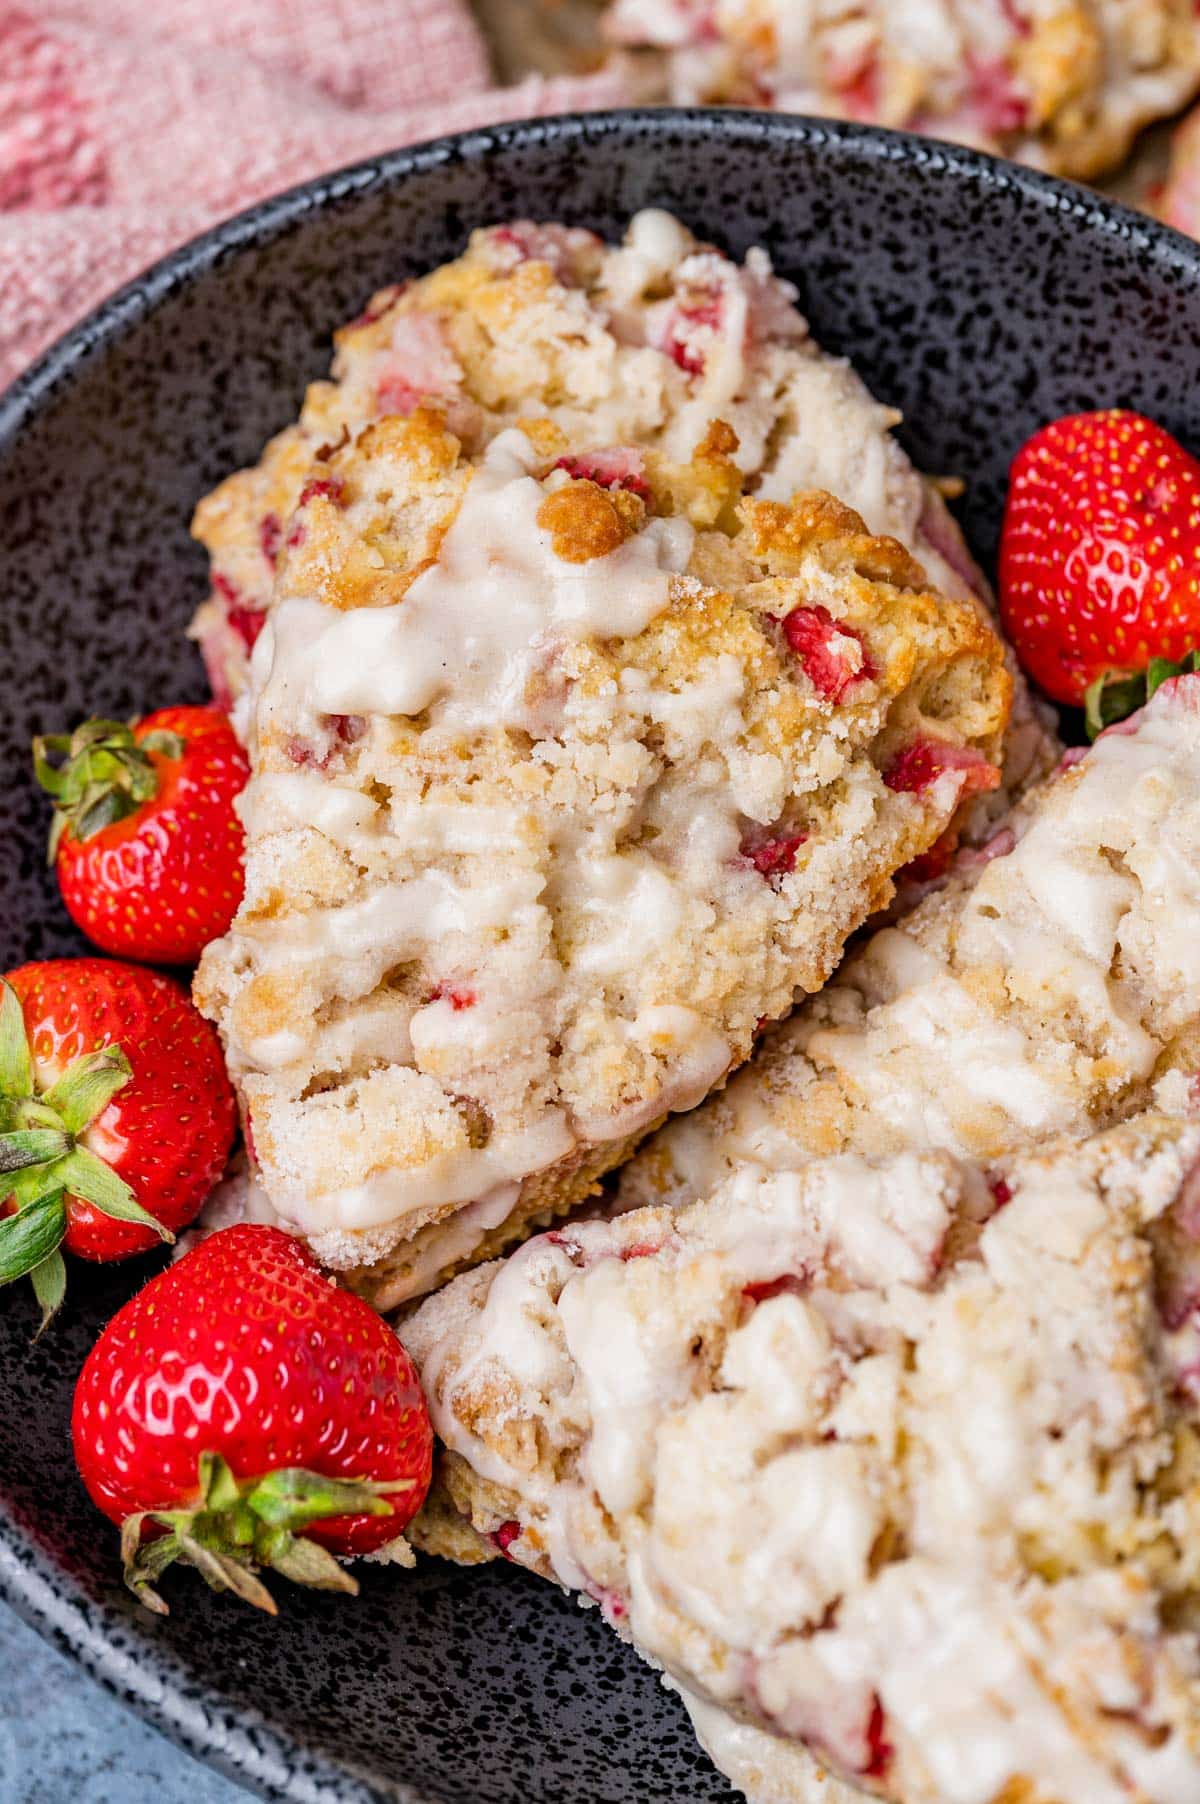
[620, 673, 1200, 1214]
[405, 1111, 1200, 1804]
[606, 0, 1200, 180]
[194, 410, 1010, 1306]
[188, 211, 1054, 831]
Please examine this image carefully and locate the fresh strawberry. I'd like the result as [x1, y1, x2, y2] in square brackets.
[34, 705, 248, 963]
[999, 410, 1200, 723]
[72, 1224, 434, 1614]
[0, 959, 235, 1320]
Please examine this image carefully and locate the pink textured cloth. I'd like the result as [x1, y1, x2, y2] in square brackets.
[0, 2, 625, 388]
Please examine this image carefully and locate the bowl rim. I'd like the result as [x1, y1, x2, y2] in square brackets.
[3, 102, 1200, 1804]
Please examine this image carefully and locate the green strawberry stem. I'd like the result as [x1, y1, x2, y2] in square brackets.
[121, 1452, 414, 1616]
[0, 1190, 69, 1289]
[0, 980, 172, 1317]
[29, 1248, 66, 1335]
[1084, 649, 1200, 741]
[33, 717, 184, 861]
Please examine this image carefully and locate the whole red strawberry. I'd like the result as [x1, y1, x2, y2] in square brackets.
[34, 706, 248, 963]
[72, 1224, 434, 1614]
[0, 959, 236, 1320]
[999, 410, 1200, 720]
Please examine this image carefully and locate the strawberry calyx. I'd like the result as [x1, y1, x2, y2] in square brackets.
[0, 979, 169, 1323]
[121, 1451, 413, 1616]
[33, 717, 185, 861]
[1083, 650, 1200, 741]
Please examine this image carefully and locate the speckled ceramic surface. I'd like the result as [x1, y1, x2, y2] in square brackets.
[4, 109, 1200, 1804]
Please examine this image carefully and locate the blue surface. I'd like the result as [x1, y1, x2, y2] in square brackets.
[0, 1601, 248, 1803]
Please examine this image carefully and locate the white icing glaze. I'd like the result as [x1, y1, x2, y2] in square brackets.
[672, 1680, 863, 1804]
[375, 1180, 521, 1302]
[258, 430, 694, 740]
[298, 1110, 574, 1236]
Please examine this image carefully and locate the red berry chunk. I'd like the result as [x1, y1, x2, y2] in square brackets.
[259, 512, 282, 565]
[376, 373, 426, 416]
[546, 1228, 586, 1262]
[966, 52, 1029, 135]
[831, 55, 879, 121]
[884, 739, 1000, 798]
[430, 983, 477, 1011]
[862, 1696, 894, 1779]
[661, 289, 724, 374]
[552, 452, 651, 504]
[781, 605, 874, 702]
[742, 1274, 807, 1305]
[487, 223, 596, 282]
[227, 605, 266, 653]
[618, 1242, 661, 1262]
[492, 1520, 522, 1557]
[298, 475, 343, 509]
[286, 714, 365, 771]
[897, 825, 959, 887]
[666, 333, 705, 376]
[988, 1174, 1014, 1212]
[742, 833, 807, 880]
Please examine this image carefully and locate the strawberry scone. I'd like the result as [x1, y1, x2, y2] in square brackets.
[620, 672, 1200, 1215]
[406, 1110, 1200, 1804]
[188, 212, 1053, 828]
[606, 0, 1200, 180]
[194, 408, 1009, 1308]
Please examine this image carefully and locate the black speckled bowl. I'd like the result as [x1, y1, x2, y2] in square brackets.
[4, 108, 1200, 1804]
